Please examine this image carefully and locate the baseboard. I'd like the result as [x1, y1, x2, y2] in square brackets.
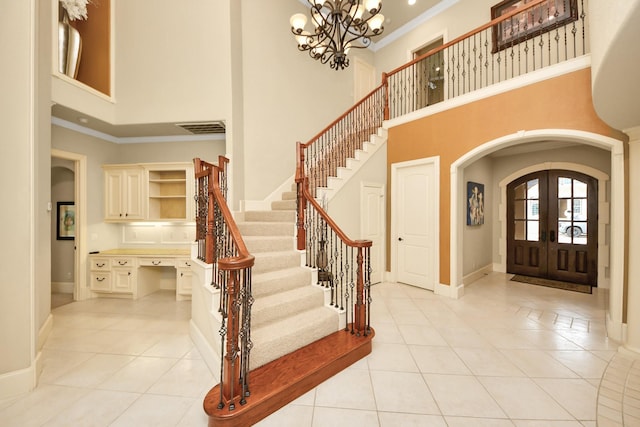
[37, 314, 53, 352]
[606, 313, 625, 342]
[190, 320, 221, 379]
[435, 282, 464, 299]
[51, 281, 74, 294]
[463, 264, 493, 285]
[0, 364, 36, 401]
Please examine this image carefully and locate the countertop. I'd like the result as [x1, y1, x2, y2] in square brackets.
[94, 248, 191, 256]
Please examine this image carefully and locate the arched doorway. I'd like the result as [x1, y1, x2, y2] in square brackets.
[449, 129, 625, 341]
[506, 170, 598, 286]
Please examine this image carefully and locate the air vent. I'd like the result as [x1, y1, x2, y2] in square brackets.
[176, 121, 225, 134]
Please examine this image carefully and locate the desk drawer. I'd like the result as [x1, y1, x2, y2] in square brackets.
[111, 258, 135, 268]
[90, 257, 110, 271]
[138, 258, 176, 267]
[90, 272, 111, 292]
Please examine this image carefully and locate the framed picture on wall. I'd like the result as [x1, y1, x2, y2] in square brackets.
[57, 201, 75, 240]
[467, 182, 485, 226]
[491, 0, 578, 52]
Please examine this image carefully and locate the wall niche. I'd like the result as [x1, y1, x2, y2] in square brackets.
[58, 0, 111, 96]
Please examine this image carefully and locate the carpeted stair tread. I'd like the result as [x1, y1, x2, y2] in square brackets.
[250, 306, 339, 369]
[252, 267, 312, 297]
[244, 210, 296, 222]
[238, 221, 294, 237]
[244, 235, 295, 253]
[271, 200, 297, 211]
[281, 191, 297, 200]
[252, 251, 301, 274]
[252, 286, 325, 326]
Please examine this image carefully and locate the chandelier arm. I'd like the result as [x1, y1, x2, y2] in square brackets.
[292, 0, 384, 69]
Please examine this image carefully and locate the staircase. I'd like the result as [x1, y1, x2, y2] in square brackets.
[239, 189, 340, 369]
[195, 128, 384, 425]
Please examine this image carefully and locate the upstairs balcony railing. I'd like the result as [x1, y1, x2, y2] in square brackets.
[194, 157, 255, 413]
[386, 0, 588, 119]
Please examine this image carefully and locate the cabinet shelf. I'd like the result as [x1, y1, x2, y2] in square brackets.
[104, 162, 194, 222]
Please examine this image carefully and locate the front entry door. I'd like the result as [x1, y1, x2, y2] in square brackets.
[507, 170, 597, 286]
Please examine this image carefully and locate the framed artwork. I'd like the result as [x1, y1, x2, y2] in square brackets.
[467, 182, 485, 226]
[57, 201, 75, 240]
[491, 0, 578, 52]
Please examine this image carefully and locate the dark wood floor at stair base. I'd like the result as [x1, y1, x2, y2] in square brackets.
[204, 327, 375, 427]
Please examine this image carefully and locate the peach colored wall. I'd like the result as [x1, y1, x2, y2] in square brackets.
[386, 68, 626, 286]
[74, 0, 110, 95]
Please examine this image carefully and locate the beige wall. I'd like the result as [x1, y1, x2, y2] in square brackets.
[239, 0, 374, 201]
[387, 68, 626, 285]
[0, 0, 51, 393]
[52, 0, 232, 127]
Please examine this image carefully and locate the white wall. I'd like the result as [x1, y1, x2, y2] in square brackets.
[52, 0, 232, 127]
[240, 0, 374, 201]
[0, 0, 49, 396]
[373, 0, 492, 78]
[462, 156, 493, 275]
[328, 144, 387, 240]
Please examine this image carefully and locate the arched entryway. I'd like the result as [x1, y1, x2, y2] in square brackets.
[450, 129, 625, 341]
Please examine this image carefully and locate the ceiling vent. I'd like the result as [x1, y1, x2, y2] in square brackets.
[176, 121, 225, 134]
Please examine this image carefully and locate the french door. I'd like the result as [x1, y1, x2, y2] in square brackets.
[506, 170, 597, 286]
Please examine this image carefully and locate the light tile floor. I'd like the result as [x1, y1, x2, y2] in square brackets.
[0, 272, 619, 426]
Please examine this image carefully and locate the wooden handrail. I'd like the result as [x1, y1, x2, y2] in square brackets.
[302, 178, 371, 250]
[300, 83, 386, 150]
[194, 157, 254, 412]
[387, 0, 549, 77]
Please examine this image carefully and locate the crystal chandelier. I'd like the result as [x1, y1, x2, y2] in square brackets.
[290, 0, 385, 70]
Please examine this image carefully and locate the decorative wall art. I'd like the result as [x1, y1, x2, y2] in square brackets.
[467, 182, 485, 226]
[57, 202, 75, 240]
[491, 0, 578, 52]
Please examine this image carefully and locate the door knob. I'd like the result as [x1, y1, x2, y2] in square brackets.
[398, 237, 403, 241]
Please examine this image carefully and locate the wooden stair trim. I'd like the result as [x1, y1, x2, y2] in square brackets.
[204, 327, 375, 426]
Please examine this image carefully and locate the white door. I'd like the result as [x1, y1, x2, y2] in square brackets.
[361, 183, 384, 284]
[394, 159, 438, 290]
[353, 57, 376, 103]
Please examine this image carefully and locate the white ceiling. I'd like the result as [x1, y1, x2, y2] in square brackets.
[53, 0, 451, 140]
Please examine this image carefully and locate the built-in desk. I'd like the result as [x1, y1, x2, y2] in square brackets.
[88, 248, 192, 300]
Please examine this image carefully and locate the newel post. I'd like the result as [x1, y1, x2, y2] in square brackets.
[221, 267, 242, 409]
[382, 72, 389, 121]
[354, 244, 367, 335]
[295, 142, 307, 251]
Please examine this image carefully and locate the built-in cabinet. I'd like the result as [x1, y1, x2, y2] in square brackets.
[104, 167, 144, 220]
[89, 250, 192, 300]
[103, 162, 194, 222]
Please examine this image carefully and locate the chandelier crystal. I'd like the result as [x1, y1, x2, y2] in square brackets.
[290, 0, 385, 70]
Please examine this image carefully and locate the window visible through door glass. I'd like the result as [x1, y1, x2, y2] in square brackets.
[513, 179, 539, 241]
[557, 177, 588, 245]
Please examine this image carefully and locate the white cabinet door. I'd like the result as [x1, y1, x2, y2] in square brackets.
[123, 169, 144, 220]
[112, 268, 135, 293]
[104, 167, 144, 221]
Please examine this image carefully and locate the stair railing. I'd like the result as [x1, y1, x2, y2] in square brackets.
[296, 174, 373, 336]
[194, 157, 255, 412]
[385, 0, 588, 119]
